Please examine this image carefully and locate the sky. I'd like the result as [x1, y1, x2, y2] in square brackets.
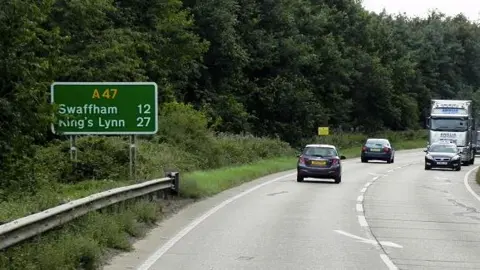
[361, 0, 480, 21]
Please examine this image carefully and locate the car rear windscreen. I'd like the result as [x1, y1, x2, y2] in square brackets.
[303, 147, 337, 157]
[365, 140, 387, 147]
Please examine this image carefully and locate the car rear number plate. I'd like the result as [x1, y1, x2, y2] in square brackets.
[437, 162, 447, 165]
[370, 148, 381, 152]
[311, 160, 326, 166]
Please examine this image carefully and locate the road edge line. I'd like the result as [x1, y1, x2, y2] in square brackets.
[136, 172, 297, 270]
[463, 165, 480, 202]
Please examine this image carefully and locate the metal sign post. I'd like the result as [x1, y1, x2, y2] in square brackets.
[129, 135, 137, 181]
[51, 82, 158, 181]
[69, 135, 77, 170]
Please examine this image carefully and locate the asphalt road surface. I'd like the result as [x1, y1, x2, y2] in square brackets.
[104, 149, 480, 270]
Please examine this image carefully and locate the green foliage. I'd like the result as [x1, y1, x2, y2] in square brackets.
[303, 130, 428, 150]
[1, 0, 469, 268]
[0, 0, 479, 193]
[0, 200, 161, 270]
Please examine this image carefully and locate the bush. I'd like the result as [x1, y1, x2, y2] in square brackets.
[17, 102, 295, 189]
[300, 129, 428, 150]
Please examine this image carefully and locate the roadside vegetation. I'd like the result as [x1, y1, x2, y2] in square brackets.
[0, 129, 426, 270]
[0, 0, 478, 269]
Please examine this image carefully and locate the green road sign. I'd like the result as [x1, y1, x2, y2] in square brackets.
[51, 82, 158, 135]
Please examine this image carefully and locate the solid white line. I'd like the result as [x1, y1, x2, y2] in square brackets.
[365, 182, 371, 187]
[356, 204, 363, 212]
[380, 254, 398, 270]
[357, 195, 364, 202]
[358, 215, 368, 227]
[463, 165, 480, 202]
[360, 187, 367, 193]
[136, 172, 297, 270]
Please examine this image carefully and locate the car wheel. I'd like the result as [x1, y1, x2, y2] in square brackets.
[424, 164, 431, 170]
[334, 176, 341, 184]
[391, 157, 395, 163]
[361, 158, 367, 163]
[297, 174, 304, 182]
[456, 165, 461, 171]
[386, 159, 392, 164]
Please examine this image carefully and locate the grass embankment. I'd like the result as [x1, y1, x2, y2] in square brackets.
[0, 127, 427, 269]
[476, 168, 480, 185]
[182, 129, 427, 198]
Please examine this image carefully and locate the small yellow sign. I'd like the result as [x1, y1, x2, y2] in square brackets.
[318, 127, 329, 136]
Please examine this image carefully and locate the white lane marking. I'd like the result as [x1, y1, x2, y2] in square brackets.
[356, 204, 363, 212]
[396, 166, 401, 169]
[380, 254, 399, 270]
[334, 230, 402, 248]
[360, 187, 367, 193]
[136, 172, 297, 270]
[463, 165, 480, 202]
[357, 195, 364, 202]
[358, 215, 368, 227]
[360, 163, 414, 270]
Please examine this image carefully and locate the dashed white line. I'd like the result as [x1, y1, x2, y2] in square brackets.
[380, 254, 398, 270]
[358, 215, 368, 227]
[359, 163, 415, 270]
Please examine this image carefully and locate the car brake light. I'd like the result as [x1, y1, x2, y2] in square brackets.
[383, 147, 390, 152]
[299, 156, 306, 165]
[331, 159, 339, 165]
[362, 146, 367, 151]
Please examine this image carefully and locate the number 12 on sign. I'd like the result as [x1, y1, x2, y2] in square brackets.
[137, 104, 151, 114]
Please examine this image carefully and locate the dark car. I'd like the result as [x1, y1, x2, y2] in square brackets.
[360, 138, 395, 163]
[296, 144, 346, 184]
[424, 142, 461, 171]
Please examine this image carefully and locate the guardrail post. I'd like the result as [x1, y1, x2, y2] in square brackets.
[165, 171, 179, 196]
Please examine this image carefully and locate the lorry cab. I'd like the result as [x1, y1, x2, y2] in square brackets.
[426, 100, 476, 165]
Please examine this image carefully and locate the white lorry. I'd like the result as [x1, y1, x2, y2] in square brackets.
[426, 99, 476, 165]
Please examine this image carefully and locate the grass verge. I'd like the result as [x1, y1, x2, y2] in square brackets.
[476, 167, 480, 185]
[0, 135, 427, 222]
[0, 199, 175, 270]
[180, 137, 426, 198]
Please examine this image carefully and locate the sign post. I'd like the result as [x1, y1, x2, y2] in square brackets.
[51, 82, 158, 181]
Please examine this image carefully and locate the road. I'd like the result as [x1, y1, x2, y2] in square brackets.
[104, 149, 480, 270]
